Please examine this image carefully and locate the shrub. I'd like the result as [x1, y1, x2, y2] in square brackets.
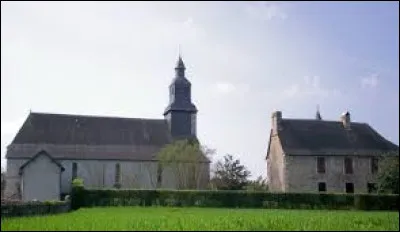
[354, 194, 399, 210]
[1, 200, 70, 217]
[71, 188, 399, 211]
[72, 178, 84, 188]
[71, 178, 85, 210]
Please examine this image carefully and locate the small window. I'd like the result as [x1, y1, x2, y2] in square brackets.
[72, 162, 78, 180]
[318, 182, 326, 192]
[317, 157, 326, 174]
[344, 158, 353, 174]
[345, 182, 354, 193]
[371, 157, 379, 174]
[115, 163, 121, 185]
[191, 114, 197, 136]
[367, 183, 377, 193]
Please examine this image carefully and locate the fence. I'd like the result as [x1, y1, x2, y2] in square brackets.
[1, 199, 71, 218]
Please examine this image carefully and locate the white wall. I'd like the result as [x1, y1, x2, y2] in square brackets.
[21, 154, 61, 201]
[60, 160, 210, 192]
[60, 160, 160, 192]
[6, 158, 211, 199]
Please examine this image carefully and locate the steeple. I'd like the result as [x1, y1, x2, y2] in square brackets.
[164, 56, 198, 140]
[175, 55, 186, 78]
[316, 105, 322, 120]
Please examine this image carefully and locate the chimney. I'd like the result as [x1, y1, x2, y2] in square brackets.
[272, 111, 282, 134]
[340, 111, 351, 129]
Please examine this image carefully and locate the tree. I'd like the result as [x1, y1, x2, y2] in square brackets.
[245, 176, 269, 191]
[157, 139, 213, 190]
[210, 154, 251, 190]
[377, 153, 399, 194]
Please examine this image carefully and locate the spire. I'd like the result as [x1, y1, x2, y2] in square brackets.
[316, 104, 322, 120]
[175, 55, 186, 77]
[176, 55, 185, 69]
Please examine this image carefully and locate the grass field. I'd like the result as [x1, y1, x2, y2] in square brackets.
[1, 207, 399, 231]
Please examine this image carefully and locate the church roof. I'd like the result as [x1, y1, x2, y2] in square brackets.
[6, 112, 174, 161]
[271, 119, 398, 157]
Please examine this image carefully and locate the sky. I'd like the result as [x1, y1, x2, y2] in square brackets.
[1, 1, 399, 179]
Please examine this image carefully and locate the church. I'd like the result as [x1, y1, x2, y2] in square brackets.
[4, 56, 211, 201]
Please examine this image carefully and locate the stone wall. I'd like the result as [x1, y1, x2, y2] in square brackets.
[285, 155, 381, 193]
[267, 134, 286, 192]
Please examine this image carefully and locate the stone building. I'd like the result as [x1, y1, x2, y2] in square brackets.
[266, 110, 398, 193]
[4, 56, 210, 201]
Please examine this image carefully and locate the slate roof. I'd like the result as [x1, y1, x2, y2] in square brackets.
[6, 112, 175, 161]
[269, 119, 399, 157]
[11, 112, 172, 146]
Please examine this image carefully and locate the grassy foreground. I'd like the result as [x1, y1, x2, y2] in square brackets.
[1, 207, 399, 231]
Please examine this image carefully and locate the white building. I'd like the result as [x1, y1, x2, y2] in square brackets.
[4, 57, 210, 201]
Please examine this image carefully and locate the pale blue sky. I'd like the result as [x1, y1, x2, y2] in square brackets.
[1, 1, 399, 179]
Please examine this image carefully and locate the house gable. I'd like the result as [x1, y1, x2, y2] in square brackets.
[19, 150, 64, 175]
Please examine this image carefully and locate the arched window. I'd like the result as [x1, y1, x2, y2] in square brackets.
[157, 164, 162, 187]
[115, 163, 121, 185]
[72, 162, 78, 180]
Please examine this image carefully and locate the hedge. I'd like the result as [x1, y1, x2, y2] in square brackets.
[1, 200, 71, 218]
[71, 188, 399, 211]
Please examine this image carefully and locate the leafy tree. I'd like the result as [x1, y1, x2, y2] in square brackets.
[245, 176, 268, 191]
[377, 153, 399, 194]
[157, 139, 213, 190]
[211, 154, 251, 190]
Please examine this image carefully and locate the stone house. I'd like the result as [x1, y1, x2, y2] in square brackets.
[4, 56, 210, 202]
[266, 110, 398, 193]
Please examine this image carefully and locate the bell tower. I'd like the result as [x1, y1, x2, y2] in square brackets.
[163, 56, 198, 140]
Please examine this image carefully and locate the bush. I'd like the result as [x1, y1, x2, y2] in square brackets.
[354, 194, 399, 210]
[71, 178, 85, 210]
[1, 200, 70, 217]
[72, 178, 84, 188]
[73, 188, 399, 211]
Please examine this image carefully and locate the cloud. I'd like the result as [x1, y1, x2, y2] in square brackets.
[283, 76, 341, 99]
[244, 2, 287, 21]
[361, 73, 379, 88]
[213, 82, 237, 94]
[283, 84, 299, 98]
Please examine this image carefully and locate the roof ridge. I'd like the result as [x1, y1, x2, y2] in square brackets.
[282, 118, 366, 125]
[30, 111, 167, 121]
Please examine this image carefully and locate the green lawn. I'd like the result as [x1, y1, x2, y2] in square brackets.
[1, 207, 399, 231]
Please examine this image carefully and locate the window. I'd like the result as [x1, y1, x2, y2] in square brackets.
[115, 163, 121, 185]
[191, 114, 197, 136]
[318, 182, 326, 192]
[367, 183, 377, 193]
[371, 157, 379, 174]
[157, 164, 162, 187]
[345, 183, 354, 193]
[344, 157, 353, 174]
[72, 162, 78, 180]
[317, 157, 326, 174]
